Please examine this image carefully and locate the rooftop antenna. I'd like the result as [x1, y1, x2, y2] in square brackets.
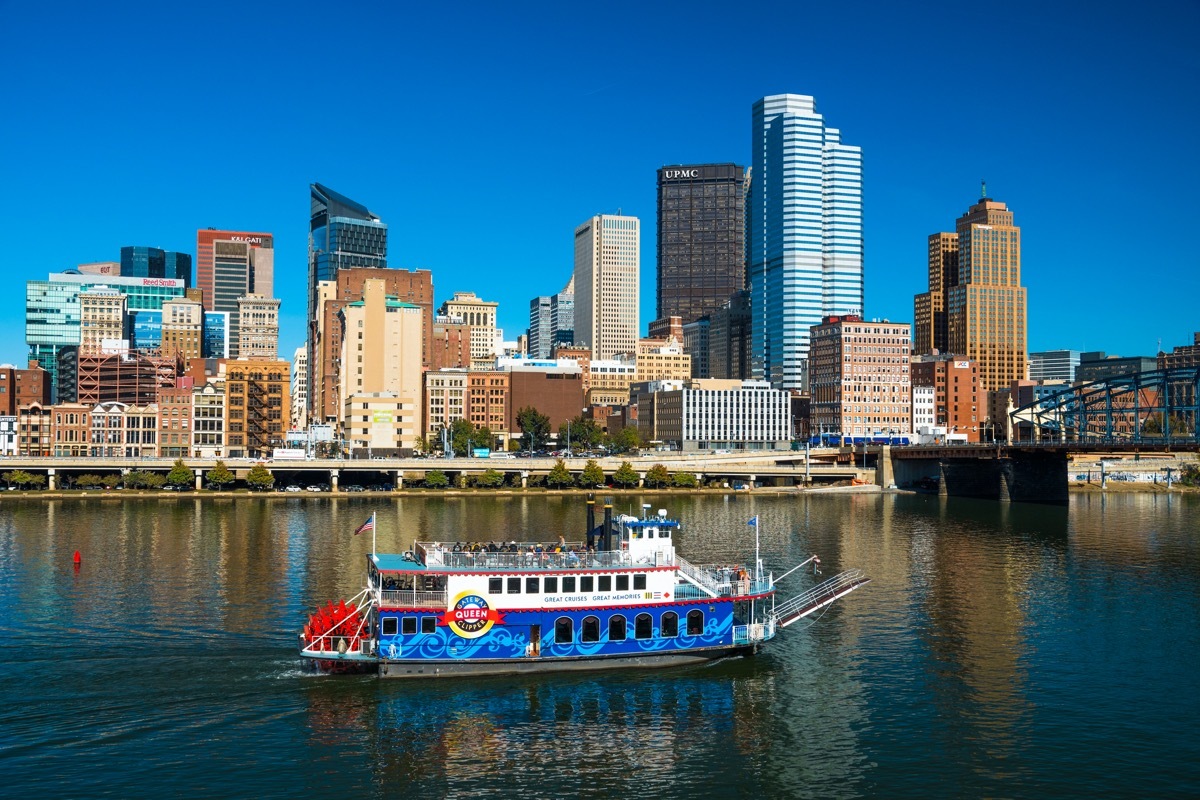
[981, 179, 987, 200]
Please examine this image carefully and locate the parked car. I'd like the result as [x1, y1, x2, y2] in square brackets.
[344, 484, 365, 492]
[284, 485, 303, 493]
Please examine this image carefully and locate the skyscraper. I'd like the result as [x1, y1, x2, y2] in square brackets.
[913, 233, 959, 355]
[573, 214, 639, 360]
[945, 191, 1027, 399]
[748, 94, 863, 390]
[550, 277, 575, 351]
[656, 163, 745, 324]
[195, 230, 273, 311]
[121, 246, 193, 287]
[528, 295, 552, 359]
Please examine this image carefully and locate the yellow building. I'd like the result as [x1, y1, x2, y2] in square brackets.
[338, 279, 423, 454]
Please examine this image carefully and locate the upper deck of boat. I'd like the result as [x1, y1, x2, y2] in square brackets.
[372, 542, 655, 574]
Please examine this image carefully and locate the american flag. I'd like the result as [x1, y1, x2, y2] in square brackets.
[354, 515, 375, 536]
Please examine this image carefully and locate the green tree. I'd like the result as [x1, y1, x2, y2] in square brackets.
[246, 463, 275, 491]
[580, 460, 606, 488]
[612, 461, 639, 488]
[1142, 413, 1194, 436]
[205, 460, 235, 490]
[516, 406, 551, 452]
[103, 473, 122, 489]
[608, 426, 642, 454]
[473, 469, 505, 488]
[23, 472, 47, 490]
[546, 459, 574, 488]
[671, 471, 699, 488]
[645, 464, 671, 488]
[166, 459, 193, 488]
[424, 469, 449, 489]
[1180, 462, 1200, 487]
[558, 415, 603, 451]
[125, 470, 165, 489]
[447, 419, 493, 457]
[75, 473, 104, 489]
[0, 471, 14, 489]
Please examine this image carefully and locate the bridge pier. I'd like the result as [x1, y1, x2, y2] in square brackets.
[193, 469, 203, 491]
[394, 470, 403, 490]
[47, 468, 56, 491]
[330, 470, 339, 492]
[521, 471, 528, 489]
[875, 445, 894, 487]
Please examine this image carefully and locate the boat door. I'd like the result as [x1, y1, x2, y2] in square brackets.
[528, 625, 542, 657]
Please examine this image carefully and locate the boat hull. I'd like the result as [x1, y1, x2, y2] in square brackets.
[375, 645, 754, 679]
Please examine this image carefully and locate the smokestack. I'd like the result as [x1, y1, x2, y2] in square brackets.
[585, 493, 595, 548]
[603, 497, 613, 551]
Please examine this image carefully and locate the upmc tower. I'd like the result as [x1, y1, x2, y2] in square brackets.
[656, 163, 746, 325]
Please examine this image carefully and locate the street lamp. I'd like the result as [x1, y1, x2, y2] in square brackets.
[567, 419, 572, 458]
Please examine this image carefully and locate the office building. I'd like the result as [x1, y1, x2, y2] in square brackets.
[1029, 350, 1081, 383]
[944, 191, 1028, 398]
[809, 315, 912, 438]
[683, 318, 710, 378]
[528, 295, 552, 359]
[504, 361, 585, 444]
[911, 353, 982, 442]
[913, 233, 959, 356]
[223, 358, 290, 458]
[195, 230, 273, 311]
[160, 298, 206, 359]
[121, 246, 192, 287]
[1076, 351, 1156, 384]
[78, 287, 128, 353]
[310, 267, 433, 425]
[1158, 332, 1200, 370]
[192, 379, 226, 458]
[26, 272, 186, 399]
[637, 379, 791, 451]
[424, 369, 469, 437]
[657, 163, 745, 324]
[708, 290, 751, 380]
[237, 295, 280, 359]
[290, 347, 307, 431]
[550, 278, 574, 349]
[77, 261, 120, 277]
[439, 291, 499, 369]
[573, 214, 639, 360]
[338, 280, 423, 454]
[51, 403, 92, 457]
[0, 362, 52, 416]
[157, 378, 194, 458]
[749, 94, 863, 391]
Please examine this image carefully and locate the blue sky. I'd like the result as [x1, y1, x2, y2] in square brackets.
[2, 0, 1197, 367]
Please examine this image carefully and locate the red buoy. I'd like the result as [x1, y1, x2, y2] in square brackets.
[73, 551, 82, 565]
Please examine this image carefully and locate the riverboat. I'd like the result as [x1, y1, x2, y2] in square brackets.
[299, 498, 870, 678]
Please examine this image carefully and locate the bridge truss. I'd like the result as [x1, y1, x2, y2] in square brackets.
[1009, 368, 1200, 444]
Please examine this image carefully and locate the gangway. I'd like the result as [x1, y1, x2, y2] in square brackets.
[772, 569, 870, 628]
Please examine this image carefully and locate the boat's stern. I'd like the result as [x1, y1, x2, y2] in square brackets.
[299, 592, 378, 673]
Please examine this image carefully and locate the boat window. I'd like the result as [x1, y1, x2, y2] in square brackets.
[609, 615, 627, 642]
[555, 617, 573, 644]
[562, 576, 576, 593]
[421, 616, 436, 634]
[580, 576, 594, 593]
[582, 616, 600, 643]
[616, 574, 629, 591]
[598, 575, 612, 592]
[507, 577, 521, 594]
[382, 617, 398, 636]
[526, 577, 540, 594]
[635, 613, 653, 639]
[660, 529, 670, 538]
[489, 578, 503, 594]
[544, 576, 558, 594]
[687, 609, 704, 636]
[402, 617, 417, 635]
[633, 574, 647, 590]
[661, 611, 678, 637]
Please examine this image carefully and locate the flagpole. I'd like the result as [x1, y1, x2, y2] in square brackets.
[372, 511, 377, 557]
[754, 516, 761, 584]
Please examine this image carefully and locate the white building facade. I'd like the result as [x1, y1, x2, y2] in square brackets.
[573, 215, 639, 360]
[749, 94, 863, 391]
[637, 379, 791, 451]
[912, 385, 935, 432]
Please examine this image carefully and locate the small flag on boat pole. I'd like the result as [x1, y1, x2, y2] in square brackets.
[747, 515, 759, 526]
[354, 515, 375, 536]
[748, 516, 761, 583]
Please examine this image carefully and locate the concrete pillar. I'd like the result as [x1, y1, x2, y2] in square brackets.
[47, 469, 56, 491]
[194, 469, 203, 491]
[330, 470, 339, 492]
[395, 470, 403, 490]
[638, 472, 645, 488]
[521, 471, 528, 489]
[748, 475, 756, 490]
[876, 445, 894, 487]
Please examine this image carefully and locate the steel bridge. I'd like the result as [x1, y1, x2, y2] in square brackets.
[1008, 367, 1200, 445]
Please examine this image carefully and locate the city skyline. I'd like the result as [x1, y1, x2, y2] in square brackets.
[3, 2, 1197, 368]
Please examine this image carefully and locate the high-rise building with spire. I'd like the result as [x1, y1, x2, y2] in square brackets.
[748, 94, 862, 390]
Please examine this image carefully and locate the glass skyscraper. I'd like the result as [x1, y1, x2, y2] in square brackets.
[129, 309, 229, 358]
[120, 246, 192, 287]
[748, 94, 863, 390]
[25, 272, 187, 400]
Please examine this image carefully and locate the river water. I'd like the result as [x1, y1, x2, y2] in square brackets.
[1, 492, 1197, 798]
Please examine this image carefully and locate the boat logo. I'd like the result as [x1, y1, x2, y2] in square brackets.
[441, 592, 505, 639]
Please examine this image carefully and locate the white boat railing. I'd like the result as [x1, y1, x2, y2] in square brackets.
[379, 590, 447, 608]
[773, 569, 870, 628]
[673, 555, 722, 597]
[417, 543, 633, 571]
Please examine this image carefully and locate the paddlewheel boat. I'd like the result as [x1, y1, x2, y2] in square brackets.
[299, 498, 870, 678]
